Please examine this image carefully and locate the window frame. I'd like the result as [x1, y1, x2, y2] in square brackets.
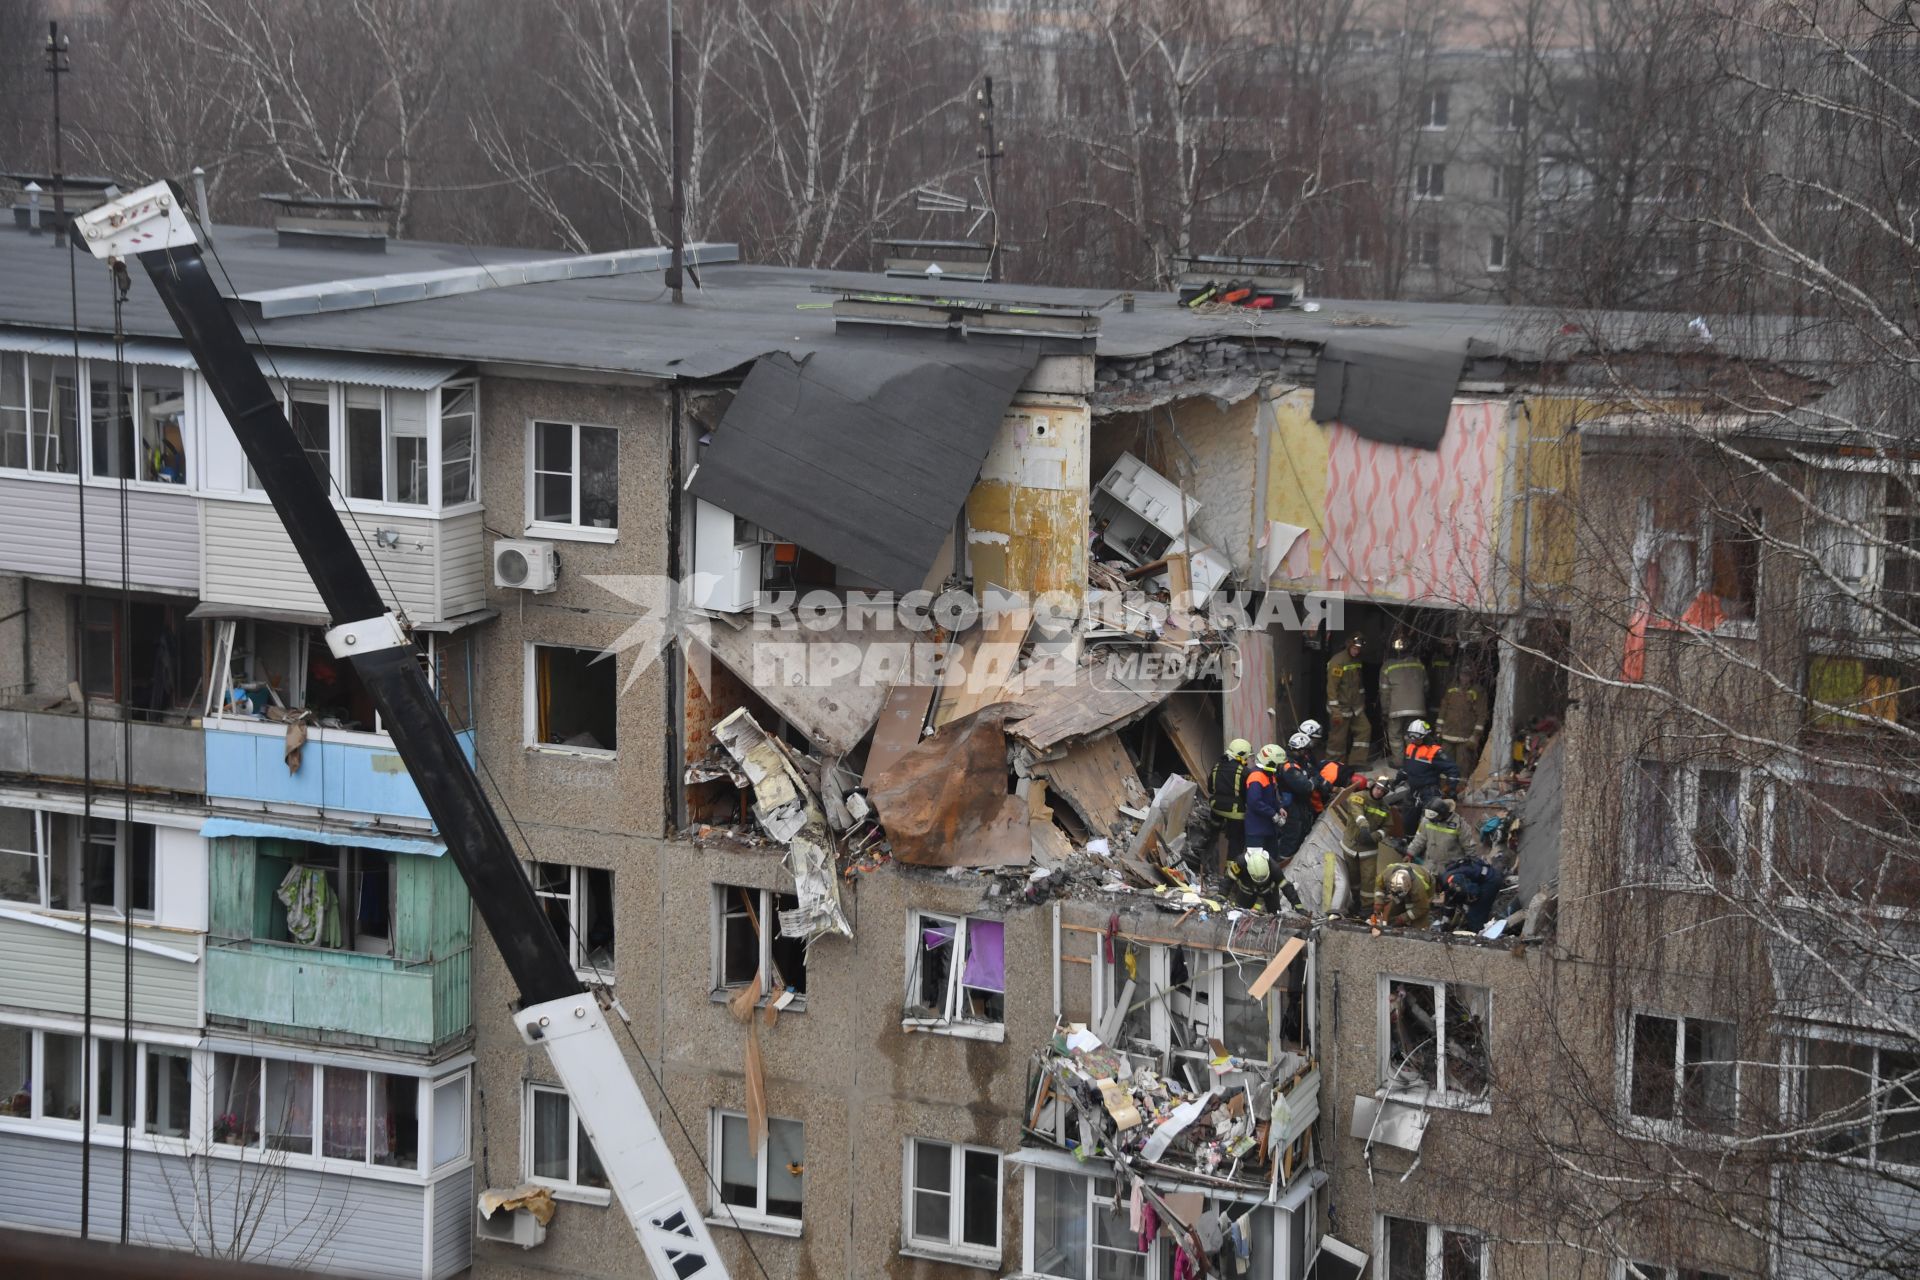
[1620, 1263, 1733, 1280]
[1419, 88, 1449, 130]
[531, 860, 616, 983]
[903, 910, 1007, 1042]
[1787, 1030, 1920, 1169]
[1090, 941, 1288, 1066]
[1627, 758, 1754, 889]
[1759, 767, 1920, 914]
[524, 418, 621, 542]
[1379, 976, 1493, 1112]
[711, 884, 804, 1008]
[523, 641, 620, 758]
[1808, 464, 1920, 636]
[0, 1026, 190, 1135]
[1018, 1165, 1304, 1280]
[1635, 500, 1762, 637]
[436, 382, 480, 510]
[1413, 228, 1442, 269]
[1414, 162, 1447, 200]
[0, 352, 79, 478]
[901, 1137, 1003, 1266]
[709, 1108, 805, 1234]
[1493, 90, 1527, 131]
[1488, 234, 1508, 273]
[524, 1080, 611, 1203]
[1622, 1009, 1741, 1138]
[1377, 1214, 1488, 1280]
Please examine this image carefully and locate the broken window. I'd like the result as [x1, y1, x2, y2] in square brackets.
[1025, 1169, 1285, 1280]
[1628, 1013, 1739, 1134]
[1806, 652, 1920, 734]
[1383, 978, 1492, 1105]
[45, 816, 155, 918]
[439, 384, 478, 505]
[1631, 759, 1747, 883]
[528, 643, 618, 754]
[71, 594, 204, 715]
[713, 884, 805, 1001]
[714, 1110, 804, 1224]
[906, 913, 1004, 1033]
[1797, 1036, 1920, 1166]
[532, 861, 615, 980]
[528, 1082, 609, 1192]
[1383, 1216, 1485, 1280]
[287, 382, 332, 488]
[1095, 943, 1291, 1068]
[1644, 501, 1760, 629]
[529, 419, 619, 532]
[906, 1138, 1001, 1261]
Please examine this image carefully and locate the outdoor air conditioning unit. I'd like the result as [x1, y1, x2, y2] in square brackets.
[475, 1202, 548, 1249]
[493, 539, 559, 593]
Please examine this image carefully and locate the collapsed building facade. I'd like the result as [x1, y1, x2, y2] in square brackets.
[0, 192, 1899, 1280]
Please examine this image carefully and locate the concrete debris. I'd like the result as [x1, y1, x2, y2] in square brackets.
[712, 708, 851, 944]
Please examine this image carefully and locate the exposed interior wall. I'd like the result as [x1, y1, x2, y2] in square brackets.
[966, 395, 1090, 599]
[1091, 392, 1262, 579]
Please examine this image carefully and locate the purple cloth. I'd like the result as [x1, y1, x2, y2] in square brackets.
[923, 926, 954, 950]
[960, 919, 1005, 992]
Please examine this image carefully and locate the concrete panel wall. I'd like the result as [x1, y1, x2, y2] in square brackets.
[0, 709, 205, 794]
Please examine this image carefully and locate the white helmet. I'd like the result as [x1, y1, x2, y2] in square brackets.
[1408, 718, 1433, 740]
[1287, 731, 1313, 752]
[1299, 718, 1325, 741]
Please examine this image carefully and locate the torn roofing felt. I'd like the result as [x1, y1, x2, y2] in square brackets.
[1310, 331, 1468, 450]
[688, 333, 1040, 593]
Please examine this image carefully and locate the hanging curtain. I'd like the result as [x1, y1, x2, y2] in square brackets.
[277, 865, 342, 947]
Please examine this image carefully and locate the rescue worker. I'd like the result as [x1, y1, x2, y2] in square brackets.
[1243, 743, 1289, 857]
[1336, 774, 1398, 843]
[1437, 856, 1505, 932]
[1436, 671, 1488, 780]
[1225, 847, 1286, 913]
[1205, 738, 1254, 871]
[1324, 635, 1372, 767]
[1336, 775, 1400, 897]
[1407, 798, 1467, 867]
[1394, 719, 1461, 831]
[1381, 635, 1429, 759]
[1297, 718, 1346, 809]
[1371, 858, 1436, 929]
[1273, 732, 1322, 859]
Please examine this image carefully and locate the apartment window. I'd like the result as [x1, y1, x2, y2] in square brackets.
[1771, 782, 1920, 909]
[1382, 1215, 1486, 1279]
[1795, 1036, 1920, 1166]
[287, 383, 332, 488]
[714, 884, 806, 1001]
[1540, 157, 1595, 201]
[529, 420, 619, 532]
[1, 355, 80, 474]
[88, 364, 134, 479]
[1494, 90, 1527, 131]
[1643, 500, 1760, 629]
[528, 643, 618, 754]
[1414, 229, 1442, 268]
[344, 387, 385, 501]
[46, 817, 155, 918]
[1095, 942, 1296, 1071]
[1630, 759, 1746, 882]
[1344, 229, 1372, 266]
[0, 808, 41, 905]
[713, 1110, 804, 1226]
[533, 862, 615, 979]
[1810, 469, 1920, 634]
[904, 1139, 1001, 1262]
[1382, 978, 1491, 1106]
[343, 388, 429, 505]
[1415, 163, 1446, 200]
[1488, 235, 1508, 272]
[905, 912, 1005, 1036]
[1420, 88, 1449, 129]
[439, 384, 478, 505]
[144, 1046, 192, 1139]
[0, 1027, 173, 1128]
[430, 1073, 470, 1169]
[1627, 1013, 1738, 1134]
[1025, 1170, 1283, 1279]
[210, 1050, 418, 1167]
[256, 842, 393, 954]
[1491, 163, 1523, 201]
[527, 1082, 609, 1194]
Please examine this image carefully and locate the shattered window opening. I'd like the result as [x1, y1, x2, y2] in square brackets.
[1023, 1168, 1282, 1280]
[905, 1138, 1001, 1259]
[1382, 1215, 1486, 1280]
[528, 643, 618, 754]
[1643, 501, 1761, 630]
[46, 816, 155, 919]
[714, 884, 806, 1001]
[533, 861, 615, 981]
[906, 912, 1004, 1032]
[714, 1110, 804, 1224]
[527, 1082, 609, 1193]
[1627, 1012, 1738, 1135]
[1797, 1035, 1920, 1167]
[1382, 978, 1492, 1107]
[1631, 759, 1750, 885]
[1095, 943, 1286, 1066]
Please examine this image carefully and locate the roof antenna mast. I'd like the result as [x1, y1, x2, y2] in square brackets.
[667, 0, 686, 304]
[45, 20, 70, 247]
[975, 75, 1005, 281]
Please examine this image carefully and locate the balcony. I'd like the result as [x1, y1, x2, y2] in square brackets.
[204, 719, 474, 822]
[206, 937, 471, 1052]
[0, 696, 206, 794]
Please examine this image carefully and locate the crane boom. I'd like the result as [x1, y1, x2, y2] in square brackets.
[75, 182, 728, 1280]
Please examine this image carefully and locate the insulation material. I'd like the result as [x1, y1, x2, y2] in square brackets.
[1037, 733, 1147, 840]
[966, 400, 1091, 596]
[712, 708, 851, 943]
[867, 705, 1032, 867]
[478, 1183, 557, 1227]
[729, 977, 769, 1154]
[1268, 395, 1510, 608]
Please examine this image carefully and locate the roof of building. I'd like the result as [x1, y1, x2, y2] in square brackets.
[0, 217, 1830, 382]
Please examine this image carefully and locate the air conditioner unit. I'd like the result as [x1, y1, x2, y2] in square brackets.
[493, 539, 559, 593]
[475, 1201, 548, 1249]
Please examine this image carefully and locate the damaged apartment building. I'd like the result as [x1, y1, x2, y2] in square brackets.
[0, 189, 1889, 1280]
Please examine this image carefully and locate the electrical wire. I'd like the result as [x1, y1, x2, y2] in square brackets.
[111, 260, 135, 1244]
[468, 744, 775, 1280]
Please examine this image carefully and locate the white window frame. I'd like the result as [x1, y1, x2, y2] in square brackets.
[522, 641, 619, 758]
[523, 1080, 611, 1204]
[1413, 228, 1442, 268]
[901, 1137, 1002, 1267]
[1627, 758, 1753, 888]
[0, 352, 80, 478]
[82, 360, 190, 489]
[1414, 163, 1446, 200]
[1090, 942, 1283, 1066]
[48, 815, 156, 920]
[0, 1026, 172, 1134]
[1488, 234, 1508, 272]
[1379, 976, 1492, 1111]
[531, 860, 615, 983]
[1621, 1009, 1740, 1138]
[1540, 155, 1594, 202]
[1785, 1029, 1920, 1169]
[1807, 464, 1920, 636]
[1634, 500, 1762, 637]
[708, 1108, 805, 1235]
[711, 884, 803, 1007]
[903, 911, 1006, 1042]
[0, 807, 47, 908]
[435, 382, 480, 510]
[1018, 1165, 1305, 1280]
[524, 418, 620, 542]
[1420, 88, 1449, 130]
[428, 1069, 471, 1171]
[1376, 1214, 1487, 1280]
